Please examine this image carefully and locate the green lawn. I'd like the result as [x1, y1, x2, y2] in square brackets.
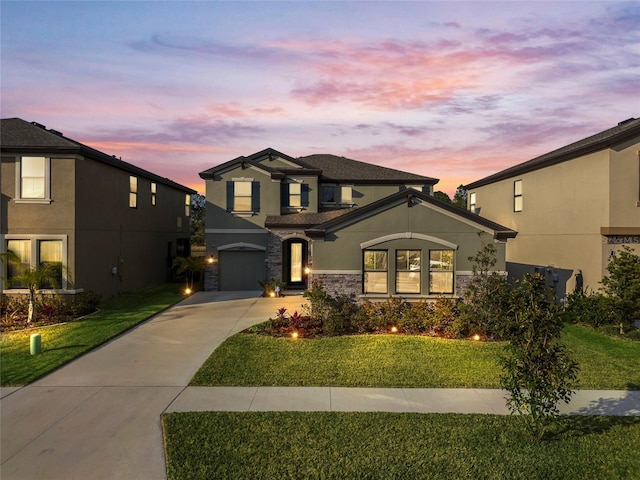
[163, 411, 640, 480]
[1, 283, 185, 386]
[191, 324, 640, 390]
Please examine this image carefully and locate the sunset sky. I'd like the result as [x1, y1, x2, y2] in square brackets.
[2, 1, 638, 196]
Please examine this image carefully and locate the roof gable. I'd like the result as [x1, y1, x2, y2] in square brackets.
[305, 189, 517, 240]
[1, 118, 195, 193]
[466, 118, 640, 189]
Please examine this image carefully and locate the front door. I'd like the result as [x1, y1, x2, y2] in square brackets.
[284, 239, 308, 289]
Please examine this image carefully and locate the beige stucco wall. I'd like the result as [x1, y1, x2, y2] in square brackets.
[469, 138, 640, 295]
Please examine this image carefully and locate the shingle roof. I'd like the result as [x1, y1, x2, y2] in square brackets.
[200, 148, 439, 185]
[1, 118, 195, 193]
[265, 209, 352, 228]
[298, 154, 438, 184]
[466, 118, 640, 189]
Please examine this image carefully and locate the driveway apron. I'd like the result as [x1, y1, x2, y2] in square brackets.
[0, 292, 305, 480]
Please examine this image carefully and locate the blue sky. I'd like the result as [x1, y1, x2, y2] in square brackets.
[2, 1, 639, 195]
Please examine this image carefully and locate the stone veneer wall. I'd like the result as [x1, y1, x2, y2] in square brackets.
[310, 273, 362, 297]
[204, 263, 218, 291]
[266, 232, 285, 281]
[455, 274, 474, 297]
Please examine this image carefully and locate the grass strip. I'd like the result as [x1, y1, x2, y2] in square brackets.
[191, 325, 640, 389]
[163, 411, 640, 480]
[1, 283, 185, 386]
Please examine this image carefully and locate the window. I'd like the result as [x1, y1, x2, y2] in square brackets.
[321, 185, 336, 203]
[396, 249, 421, 294]
[282, 182, 309, 209]
[129, 176, 137, 208]
[151, 183, 157, 206]
[469, 192, 477, 212]
[363, 250, 388, 294]
[39, 240, 63, 288]
[289, 183, 302, 207]
[341, 186, 353, 204]
[17, 156, 50, 201]
[185, 194, 191, 216]
[6, 238, 64, 289]
[429, 250, 454, 294]
[514, 180, 523, 212]
[6, 240, 30, 288]
[227, 180, 259, 213]
[233, 181, 252, 211]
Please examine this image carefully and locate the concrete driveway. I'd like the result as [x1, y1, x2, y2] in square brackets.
[1, 291, 306, 480]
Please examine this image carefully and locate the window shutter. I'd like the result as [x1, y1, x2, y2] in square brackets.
[301, 184, 309, 207]
[251, 181, 260, 212]
[226, 181, 234, 211]
[281, 183, 289, 207]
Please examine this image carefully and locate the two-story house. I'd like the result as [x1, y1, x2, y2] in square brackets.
[1, 118, 196, 298]
[200, 148, 516, 297]
[465, 117, 640, 297]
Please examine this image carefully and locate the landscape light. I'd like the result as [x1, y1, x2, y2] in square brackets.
[291, 331, 299, 339]
[473, 334, 481, 341]
[185, 288, 192, 295]
[390, 326, 398, 333]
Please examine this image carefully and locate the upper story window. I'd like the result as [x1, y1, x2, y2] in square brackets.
[227, 179, 260, 214]
[282, 182, 309, 209]
[129, 176, 138, 208]
[185, 194, 191, 217]
[514, 179, 523, 212]
[469, 192, 477, 212]
[151, 183, 157, 206]
[321, 185, 336, 203]
[16, 156, 51, 203]
[341, 186, 353, 205]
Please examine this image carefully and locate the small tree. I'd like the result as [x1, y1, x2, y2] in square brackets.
[452, 185, 468, 210]
[601, 246, 640, 320]
[500, 273, 579, 442]
[459, 242, 510, 339]
[10, 263, 64, 323]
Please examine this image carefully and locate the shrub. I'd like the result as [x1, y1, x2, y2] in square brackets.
[399, 301, 435, 334]
[500, 273, 579, 442]
[323, 293, 358, 335]
[431, 297, 465, 338]
[564, 290, 622, 328]
[601, 246, 640, 320]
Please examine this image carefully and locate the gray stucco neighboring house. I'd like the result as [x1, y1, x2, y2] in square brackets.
[200, 148, 516, 297]
[1, 117, 196, 298]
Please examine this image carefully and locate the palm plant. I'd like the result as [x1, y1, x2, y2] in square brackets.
[10, 263, 63, 323]
[172, 256, 205, 294]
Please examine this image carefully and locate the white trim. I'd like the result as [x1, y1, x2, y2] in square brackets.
[360, 232, 458, 250]
[312, 270, 360, 275]
[206, 228, 267, 234]
[231, 177, 254, 182]
[218, 242, 266, 252]
[279, 233, 312, 242]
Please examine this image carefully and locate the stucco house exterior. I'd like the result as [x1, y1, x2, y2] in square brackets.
[1, 118, 196, 298]
[465, 117, 640, 298]
[200, 148, 516, 297]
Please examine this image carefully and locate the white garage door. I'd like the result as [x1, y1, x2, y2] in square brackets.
[218, 251, 266, 291]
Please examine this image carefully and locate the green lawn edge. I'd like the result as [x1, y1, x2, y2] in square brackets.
[163, 411, 640, 480]
[191, 323, 640, 390]
[1, 283, 186, 386]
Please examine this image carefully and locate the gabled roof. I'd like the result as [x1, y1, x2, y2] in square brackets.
[300, 189, 517, 241]
[466, 117, 640, 189]
[200, 148, 439, 185]
[1, 118, 195, 193]
[298, 154, 438, 185]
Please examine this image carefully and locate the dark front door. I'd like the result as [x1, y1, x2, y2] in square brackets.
[284, 239, 308, 289]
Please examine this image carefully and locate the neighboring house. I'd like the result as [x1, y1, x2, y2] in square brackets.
[466, 117, 640, 298]
[1, 118, 196, 298]
[200, 148, 516, 297]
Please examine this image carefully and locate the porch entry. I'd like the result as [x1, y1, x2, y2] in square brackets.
[283, 238, 309, 289]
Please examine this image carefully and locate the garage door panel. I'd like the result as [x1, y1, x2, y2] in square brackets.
[219, 251, 266, 290]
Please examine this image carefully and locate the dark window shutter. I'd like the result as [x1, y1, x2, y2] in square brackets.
[281, 183, 289, 207]
[226, 181, 234, 211]
[251, 181, 260, 212]
[301, 183, 309, 207]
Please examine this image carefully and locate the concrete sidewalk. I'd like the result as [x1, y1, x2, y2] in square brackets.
[166, 386, 640, 416]
[1, 291, 639, 480]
